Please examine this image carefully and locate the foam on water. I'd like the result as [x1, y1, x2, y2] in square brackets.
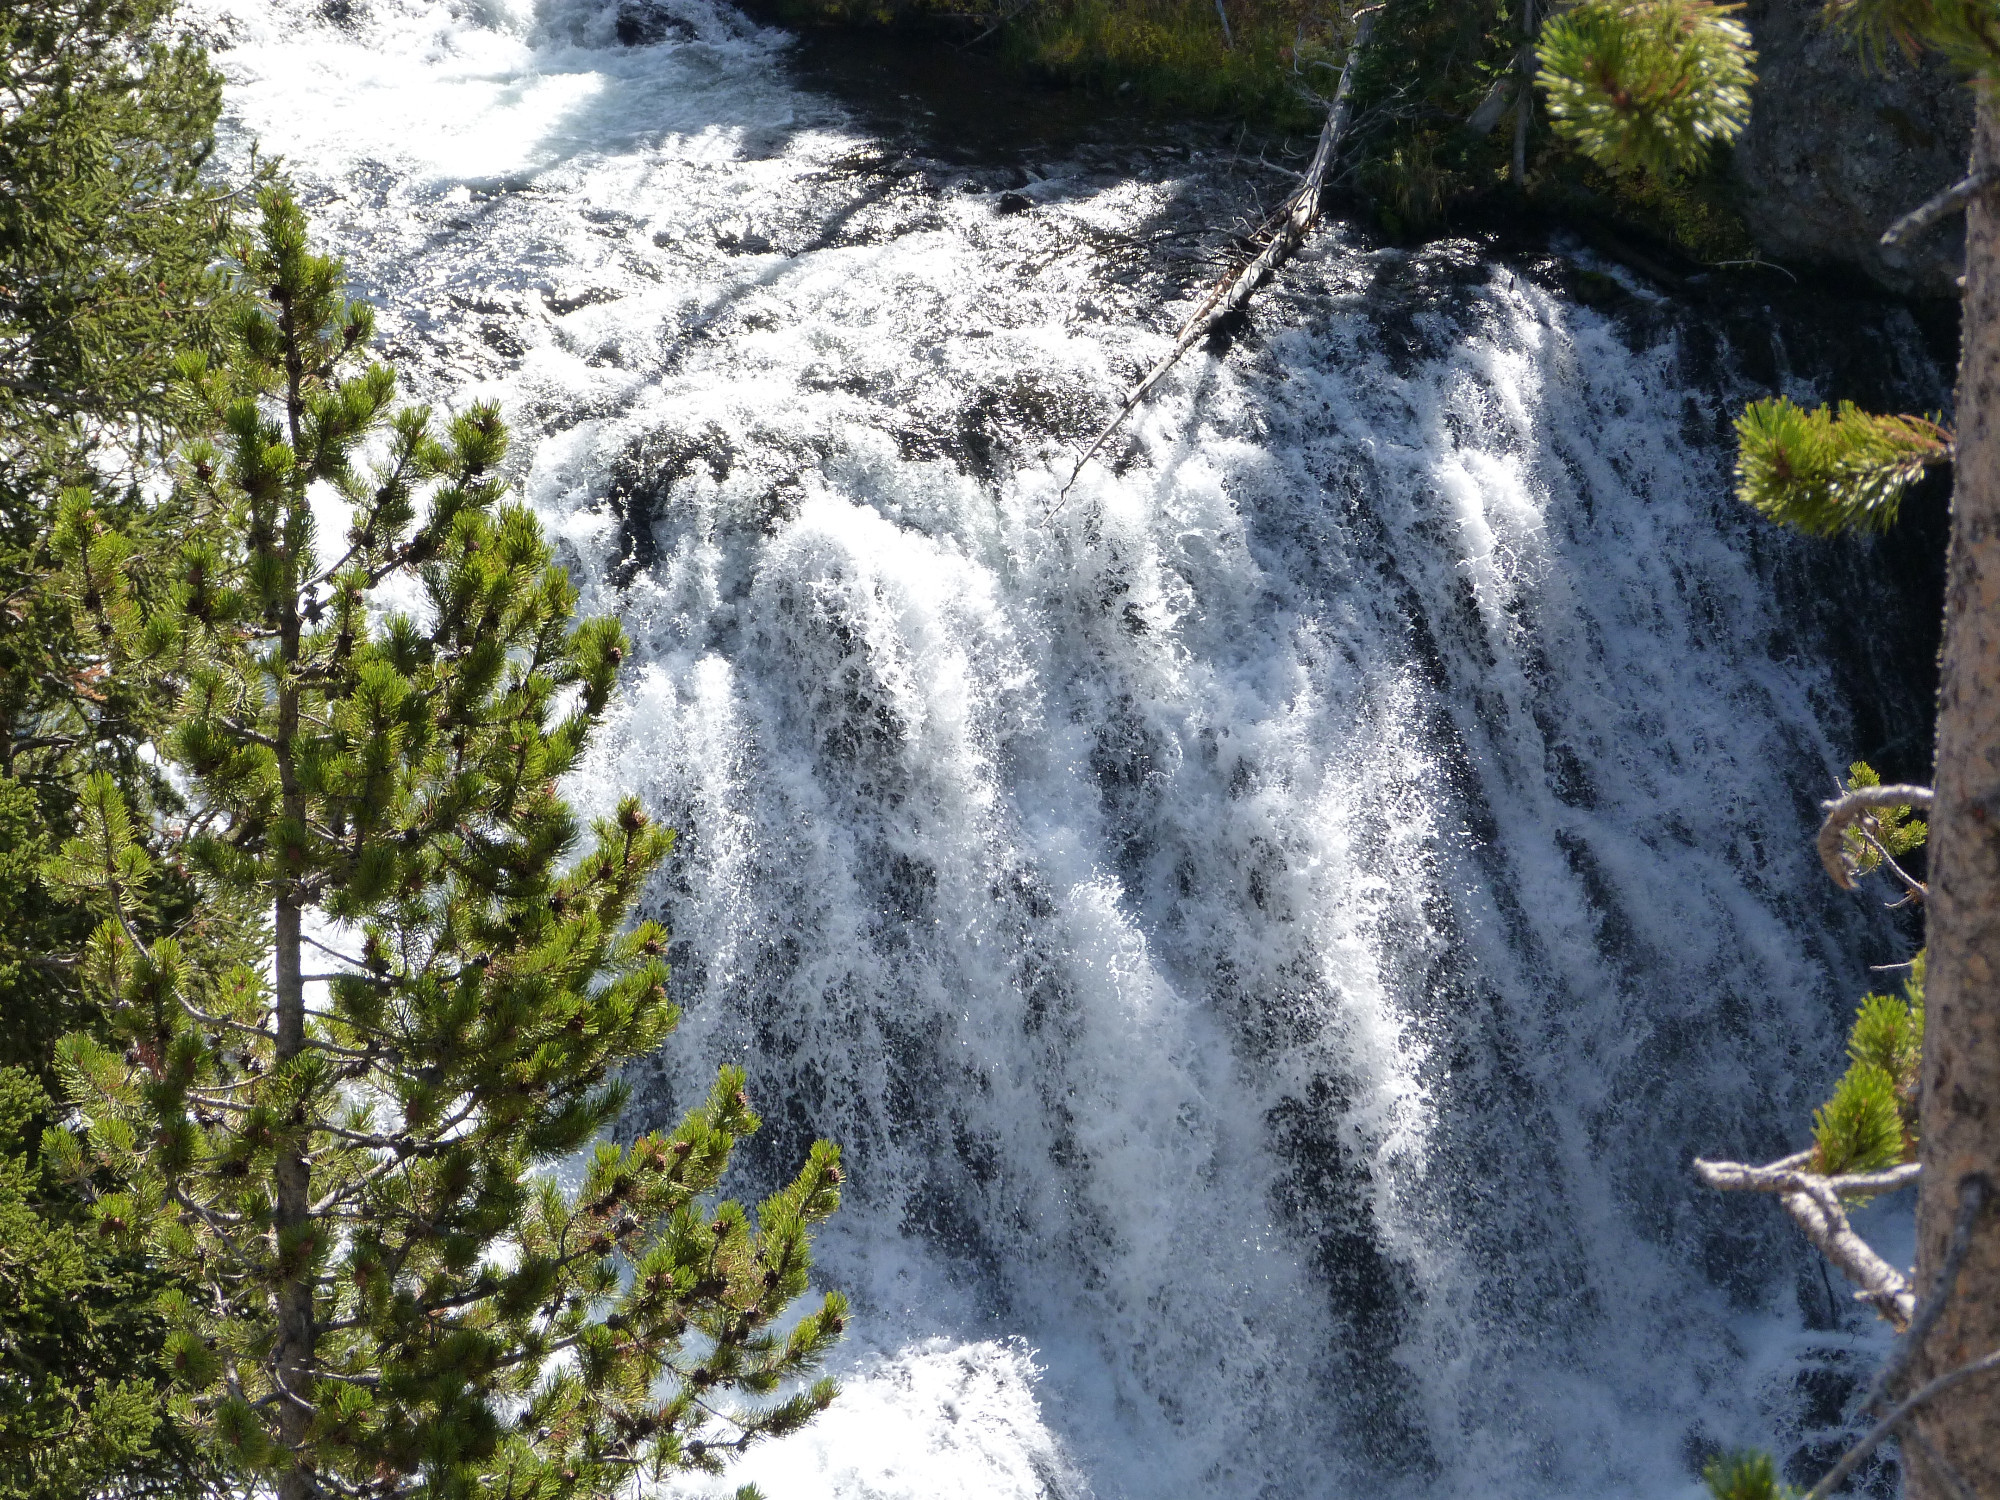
[187, 1, 1941, 1493]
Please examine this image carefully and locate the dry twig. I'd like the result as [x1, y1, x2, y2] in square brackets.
[1693, 1150, 1917, 1328]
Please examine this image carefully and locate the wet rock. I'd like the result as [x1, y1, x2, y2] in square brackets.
[614, 1, 695, 46]
[478, 320, 526, 358]
[1732, 0, 1969, 299]
[543, 285, 621, 315]
[995, 191, 1034, 216]
[715, 219, 776, 253]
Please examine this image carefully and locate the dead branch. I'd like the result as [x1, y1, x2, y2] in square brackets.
[1817, 784, 1932, 891]
[1051, 7, 1378, 512]
[1694, 1151, 1917, 1329]
[1861, 1174, 1992, 1415]
[1882, 171, 1998, 249]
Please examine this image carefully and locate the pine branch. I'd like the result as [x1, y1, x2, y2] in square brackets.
[1818, 784, 1934, 891]
[1535, 0, 1754, 177]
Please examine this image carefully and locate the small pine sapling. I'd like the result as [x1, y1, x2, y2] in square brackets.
[40, 185, 845, 1500]
[1704, 1448, 1796, 1500]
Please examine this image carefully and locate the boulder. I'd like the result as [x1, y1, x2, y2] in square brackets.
[1731, 0, 1971, 299]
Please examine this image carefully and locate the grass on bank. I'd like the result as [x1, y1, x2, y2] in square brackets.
[769, 0, 1759, 263]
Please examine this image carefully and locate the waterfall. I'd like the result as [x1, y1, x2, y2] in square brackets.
[190, 0, 1950, 1492]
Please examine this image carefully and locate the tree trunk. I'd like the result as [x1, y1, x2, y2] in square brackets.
[272, 894, 314, 1500]
[1511, 0, 1537, 186]
[272, 333, 315, 1500]
[1909, 79, 2000, 1500]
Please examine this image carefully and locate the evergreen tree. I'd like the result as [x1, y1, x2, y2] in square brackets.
[1, 0, 242, 1079]
[0, 5, 246, 1493]
[0, 1067, 221, 1500]
[0, 0, 232, 494]
[40, 186, 846, 1500]
[1539, 5, 2000, 1496]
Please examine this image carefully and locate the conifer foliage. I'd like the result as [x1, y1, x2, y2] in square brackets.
[0, 1067, 220, 1500]
[0, 0, 231, 482]
[1533, 0, 1755, 178]
[1733, 399, 1952, 537]
[40, 187, 846, 1500]
[1813, 959, 1924, 1177]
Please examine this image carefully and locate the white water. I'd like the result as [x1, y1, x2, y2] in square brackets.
[188, 1, 1941, 1494]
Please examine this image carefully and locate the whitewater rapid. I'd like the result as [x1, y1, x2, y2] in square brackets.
[187, 1, 1947, 1494]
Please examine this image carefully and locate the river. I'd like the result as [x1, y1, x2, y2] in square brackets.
[184, 0, 1951, 1493]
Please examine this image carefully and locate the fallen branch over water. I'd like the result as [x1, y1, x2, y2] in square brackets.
[1050, 8, 1378, 513]
[1693, 1149, 1918, 1329]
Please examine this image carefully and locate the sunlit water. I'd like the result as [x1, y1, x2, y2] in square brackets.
[185, 0, 1946, 1493]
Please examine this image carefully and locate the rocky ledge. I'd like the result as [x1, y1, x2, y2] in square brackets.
[1733, 0, 1969, 300]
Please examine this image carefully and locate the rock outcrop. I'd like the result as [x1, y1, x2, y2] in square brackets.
[1732, 0, 1971, 299]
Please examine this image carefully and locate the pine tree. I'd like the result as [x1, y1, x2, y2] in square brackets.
[0, 1067, 221, 1500]
[0, 0, 232, 496]
[41, 186, 846, 1500]
[0, 0, 241, 1051]
[0, 5, 249, 1493]
[1540, 6, 2000, 1497]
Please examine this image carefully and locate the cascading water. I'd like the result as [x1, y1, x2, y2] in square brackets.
[186, 0, 1952, 1493]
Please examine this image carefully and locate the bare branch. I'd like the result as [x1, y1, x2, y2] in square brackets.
[1800, 1347, 2000, 1500]
[1051, 6, 1378, 514]
[1817, 784, 1932, 891]
[1694, 1154, 1917, 1328]
[1882, 172, 1998, 249]
[1851, 827, 1927, 904]
[1861, 1174, 1991, 1415]
[1692, 1152, 1919, 1199]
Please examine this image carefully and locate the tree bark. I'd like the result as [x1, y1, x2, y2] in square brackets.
[273, 893, 314, 1500]
[1511, 0, 1537, 185]
[1909, 79, 2000, 1500]
[272, 305, 316, 1500]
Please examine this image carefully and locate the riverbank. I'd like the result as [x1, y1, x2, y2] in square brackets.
[729, 0, 1964, 292]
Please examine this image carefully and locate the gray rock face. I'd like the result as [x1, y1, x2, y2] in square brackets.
[1731, 0, 1969, 299]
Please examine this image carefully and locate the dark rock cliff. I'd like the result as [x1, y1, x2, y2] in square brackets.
[1732, 0, 1970, 299]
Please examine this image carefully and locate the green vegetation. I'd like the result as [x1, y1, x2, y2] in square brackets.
[1536, 0, 1754, 177]
[1704, 1450, 1798, 1500]
[0, 1068, 221, 1499]
[0, 2, 246, 1492]
[770, 0, 1762, 257]
[0, 0, 234, 502]
[1001, 0, 1329, 124]
[2, 1, 847, 1492]
[33, 185, 846, 1499]
[1734, 399, 1952, 536]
